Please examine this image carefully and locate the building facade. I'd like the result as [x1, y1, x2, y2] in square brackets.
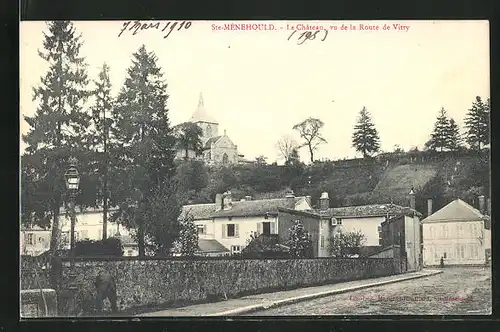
[20, 226, 51, 256]
[380, 214, 423, 272]
[180, 191, 312, 255]
[277, 192, 422, 259]
[21, 207, 138, 257]
[422, 198, 491, 266]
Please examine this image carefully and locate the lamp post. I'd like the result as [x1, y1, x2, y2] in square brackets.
[64, 163, 80, 265]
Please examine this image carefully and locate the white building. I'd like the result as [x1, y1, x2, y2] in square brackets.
[422, 197, 491, 266]
[20, 207, 138, 257]
[180, 191, 312, 255]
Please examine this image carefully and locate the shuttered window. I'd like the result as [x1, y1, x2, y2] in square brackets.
[270, 222, 276, 234]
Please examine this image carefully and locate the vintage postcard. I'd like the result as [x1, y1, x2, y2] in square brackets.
[19, 20, 491, 318]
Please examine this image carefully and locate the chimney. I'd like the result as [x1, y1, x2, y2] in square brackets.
[305, 196, 312, 207]
[319, 192, 329, 210]
[223, 191, 232, 210]
[478, 195, 485, 214]
[215, 193, 223, 211]
[487, 198, 491, 216]
[245, 195, 252, 201]
[427, 199, 433, 217]
[409, 187, 416, 210]
[285, 190, 296, 209]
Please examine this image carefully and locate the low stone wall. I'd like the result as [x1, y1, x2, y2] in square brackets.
[56, 257, 395, 316]
[21, 289, 58, 317]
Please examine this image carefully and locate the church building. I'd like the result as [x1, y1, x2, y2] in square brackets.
[175, 93, 243, 164]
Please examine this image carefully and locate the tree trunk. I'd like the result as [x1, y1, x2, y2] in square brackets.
[49, 206, 60, 253]
[102, 107, 108, 240]
[185, 148, 189, 160]
[308, 144, 314, 163]
[138, 221, 145, 258]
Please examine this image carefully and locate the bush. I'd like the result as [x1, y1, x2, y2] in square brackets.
[73, 237, 123, 257]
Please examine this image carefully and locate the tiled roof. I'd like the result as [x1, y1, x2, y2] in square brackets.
[317, 204, 422, 218]
[279, 203, 420, 219]
[422, 199, 489, 223]
[204, 136, 222, 148]
[210, 197, 304, 218]
[198, 239, 229, 253]
[180, 203, 216, 221]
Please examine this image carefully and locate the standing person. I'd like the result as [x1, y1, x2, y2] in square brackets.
[94, 271, 118, 314]
[440, 256, 445, 268]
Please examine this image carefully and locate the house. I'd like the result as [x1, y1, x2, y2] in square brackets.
[180, 191, 312, 255]
[277, 192, 422, 258]
[21, 207, 137, 257]
[380, 213, 423, 272]
[57, 207, 134, 249]
[175, 93, 243, 164]
[20, 225, 51, 256]
[422, 196, 491, 266]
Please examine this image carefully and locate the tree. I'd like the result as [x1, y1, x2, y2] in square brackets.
[173, 122, 204, 160]
[90, 63, 114, 240]
[292, 118, 327, 163]
[141, 181, 183, 256]
[286, 219, 313, 258]
[174, 160, 209, 203]
[255, 155, 268, 165]
[426, 107, 451, 152]
[276, 135, 299, 164]
[21, 21, 91, 253]
[109, 45, 179, 257]
[327, 230, 366, 258]
[464, 96, 490, 150]
[173, 211, 199, 257]
[445, 118, 462, 151]
[351, 107, 380, 158]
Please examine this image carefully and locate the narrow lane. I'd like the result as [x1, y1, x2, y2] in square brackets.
[246, 267, 491, 315]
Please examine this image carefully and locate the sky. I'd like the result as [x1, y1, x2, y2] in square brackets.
[20, 20, 490, 164]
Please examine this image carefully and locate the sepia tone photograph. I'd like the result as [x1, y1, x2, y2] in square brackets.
[19, 20, 491, 318]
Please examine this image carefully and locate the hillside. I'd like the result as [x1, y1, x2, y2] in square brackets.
[177, 149, 490, 215]
[373, 164, 438, 197]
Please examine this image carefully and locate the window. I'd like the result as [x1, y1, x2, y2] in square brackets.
[222, 153, 229, 163]
[460, 245, 465, 259]
[206, 124, 212, 137]
[320, 236, 325, 249]
[262, 222, 271, 235]
[38, 237, 44, 243]
[458, 224, 463, 237]
[127, 249, 133, 256]
[443, 252, 447, 259]
[471, 244, 478, 258]
[197, 226, 205, 235]
[231, 245, 241, 254]
[226, 224, 236, 237]
[443, 225, 448, 238]
[26, 233, 34, 245]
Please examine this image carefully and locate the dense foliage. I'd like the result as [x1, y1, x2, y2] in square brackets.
[73, 237, 123, 257]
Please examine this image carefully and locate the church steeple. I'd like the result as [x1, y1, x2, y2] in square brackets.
[198, 92, 204, 107]
[189, 92, 218, 125]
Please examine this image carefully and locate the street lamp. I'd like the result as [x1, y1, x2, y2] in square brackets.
[64, 163, 80, 263]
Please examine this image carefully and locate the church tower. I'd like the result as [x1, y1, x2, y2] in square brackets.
[189, 92, 219, 143]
